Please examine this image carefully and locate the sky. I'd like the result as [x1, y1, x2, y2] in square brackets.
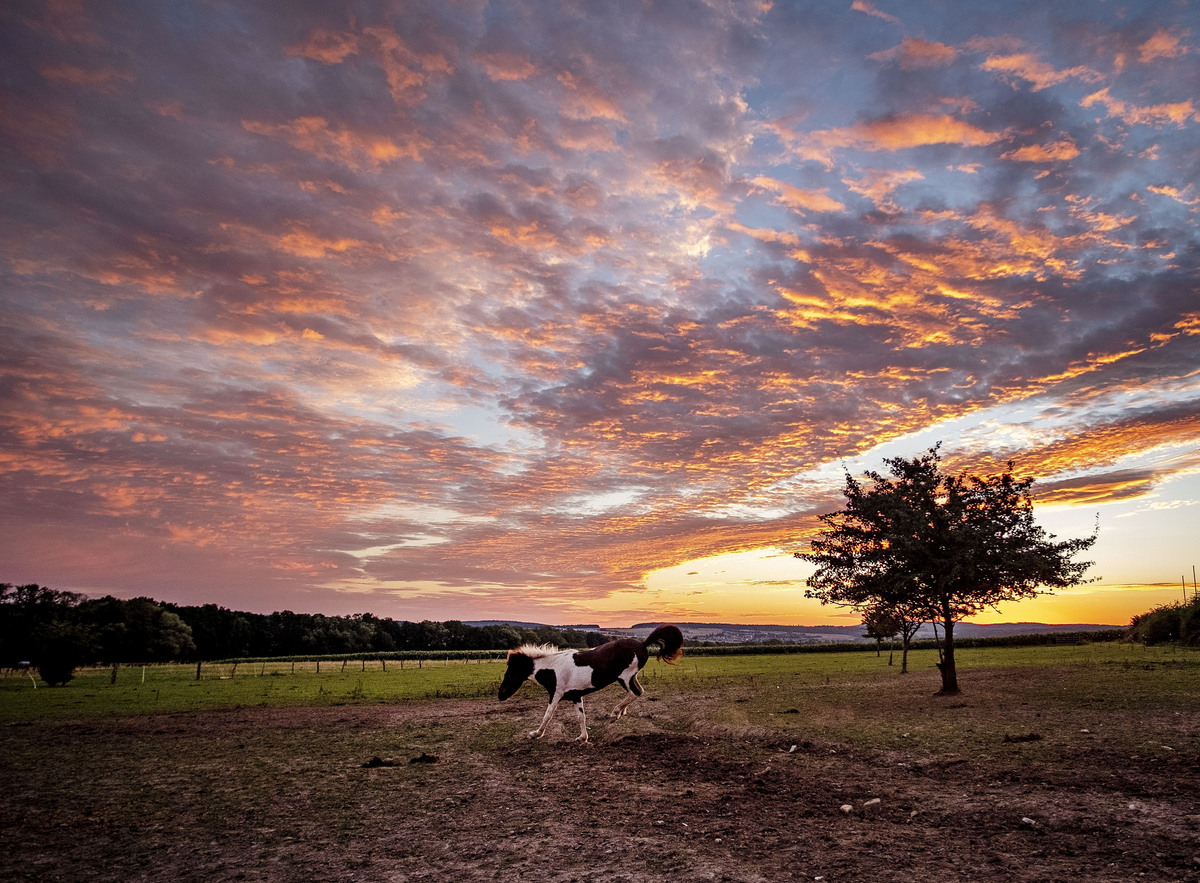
[2, 0, 1199, 628]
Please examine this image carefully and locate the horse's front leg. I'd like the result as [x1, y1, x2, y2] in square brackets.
[530, 694, 561, 738]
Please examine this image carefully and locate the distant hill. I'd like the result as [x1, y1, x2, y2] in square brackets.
[463, 620, 601, 631]
[623, 621, 1122, 644]
[463, 620, 1122, 644]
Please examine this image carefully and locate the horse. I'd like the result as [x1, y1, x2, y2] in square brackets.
[497, 624, 684, 742]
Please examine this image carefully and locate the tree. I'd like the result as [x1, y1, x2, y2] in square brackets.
[80, 597, 196, 663]
[861, 605, 899, 660]
[1, 583, 85, 667]
[797, 446, 1097, 694]
[35, 620, 93, 686]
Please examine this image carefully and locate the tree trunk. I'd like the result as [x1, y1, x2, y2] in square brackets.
[900, 637, 910, 674]
[936, 613, 959, 695]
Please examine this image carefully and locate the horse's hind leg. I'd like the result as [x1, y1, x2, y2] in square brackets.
[573, 699, 588, 742]
[611, 672, 643, 720]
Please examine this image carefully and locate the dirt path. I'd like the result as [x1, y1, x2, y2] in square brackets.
[3, 695, 1198, 881]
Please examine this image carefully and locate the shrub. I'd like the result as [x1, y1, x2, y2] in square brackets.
[34, 620, 92, 686]
[37, 657, 76, 687]
[1180, 599, 1200, 647]
[1129, 597, 1200, 645]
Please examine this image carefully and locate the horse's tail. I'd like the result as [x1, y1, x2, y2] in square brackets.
[643, 624, 684, 664]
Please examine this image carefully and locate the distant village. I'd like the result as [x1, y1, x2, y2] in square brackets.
[469, 620, 1120, 645]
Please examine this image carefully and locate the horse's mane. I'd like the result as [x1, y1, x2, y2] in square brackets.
[509, 643, 562, 659]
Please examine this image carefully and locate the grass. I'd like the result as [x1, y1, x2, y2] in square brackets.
[636, 640, 1200, 758]
[0, 656, 503, 720]
[3, 640, 1196, 733]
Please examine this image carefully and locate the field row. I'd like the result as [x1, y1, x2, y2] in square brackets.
[2, 640, 1196, 724]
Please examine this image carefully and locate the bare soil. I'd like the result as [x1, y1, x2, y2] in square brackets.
[3, 673, 1199, 882]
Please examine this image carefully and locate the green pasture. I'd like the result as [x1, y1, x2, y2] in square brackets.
[3, 641, 1197, 739]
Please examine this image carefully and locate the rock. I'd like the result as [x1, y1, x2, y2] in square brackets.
[409, 752, 439, 764]
[840, 804, 854, 814]
[362, 756, 395, 768]
[864, 798, 882, 810]
[1020, 817, 1038, 827]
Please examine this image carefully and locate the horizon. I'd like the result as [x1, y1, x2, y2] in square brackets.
[3, 1, 1198, 629]
[51, 582, 1173, 631]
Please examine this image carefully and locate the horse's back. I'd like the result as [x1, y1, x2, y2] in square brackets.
[572, 638, 646, 688]
[572, 637, 641, 667]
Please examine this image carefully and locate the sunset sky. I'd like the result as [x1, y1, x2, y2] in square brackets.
[2, 0, 1198, 628]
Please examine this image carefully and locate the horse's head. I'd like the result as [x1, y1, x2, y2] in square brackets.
[497, 650, 535, 700]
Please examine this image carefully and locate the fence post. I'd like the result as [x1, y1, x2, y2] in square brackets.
[196, 661, 201, 681]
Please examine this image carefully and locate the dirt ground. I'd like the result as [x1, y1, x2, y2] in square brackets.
[3, 676, 1199, 882]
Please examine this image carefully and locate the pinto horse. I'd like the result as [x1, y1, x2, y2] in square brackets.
[498, 624, 684, 742]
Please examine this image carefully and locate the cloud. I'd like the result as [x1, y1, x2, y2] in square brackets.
[1, 0, 1197, 621]
[869, 38, 957, 70]
[1137, 29, 1191, 64]
[750, 175, 845, 213]
[1001, 138, 1080, 162]
[842, 167, 923, 211]
[851, 1, 901, 25]
[783, 113, 1004, 168]
[1082, 88, 1200, 128]
[980, 52, 1103, 91]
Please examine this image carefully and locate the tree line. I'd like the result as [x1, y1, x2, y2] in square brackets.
[0, 583, 609, 685]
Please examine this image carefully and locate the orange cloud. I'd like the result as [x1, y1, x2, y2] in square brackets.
[276, 229, 371, 259]
[474, 52, 539, 81]
[1017, 415, 1200, 507]
[750, 175, 844, 213]
[981, 52, 1102, 91]
[787, 114, 1003, 167]
[1001, 138, 1080, 162]
[843, 167, 923, 211]
[1082, 88, 1200, 127]
[1147, 184, 1199, 205]
[869, 38, 956, 70]
[557, 71, 627, 123]
[1138, 29, 1190, 64]
[851, 0, 900, 24]
[726, 222, 801, 247]
[287, 26, 453, 103]
[242, 116, 423, 168]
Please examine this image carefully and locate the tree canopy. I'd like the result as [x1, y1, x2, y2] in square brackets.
[798, 446, 1097, 693]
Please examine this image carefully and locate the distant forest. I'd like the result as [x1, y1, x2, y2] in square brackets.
[0, 583, 610, 670]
